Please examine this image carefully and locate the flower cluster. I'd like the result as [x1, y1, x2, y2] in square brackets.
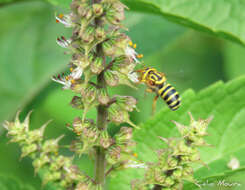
[3, 111, 93, 189]
[131, 113, 213, 190]
[3, 0, 144, 189]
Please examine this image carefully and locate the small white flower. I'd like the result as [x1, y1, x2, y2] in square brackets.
[52, 74, 73, 90]
[227, 157, 240, 170]
[56, 13, 73, 28]
[125, 46, 140, 63]
[56, 36, 71, 48]
[128, 72, 139, 83]
[124, 161, 147, 169]
[71, 67, 83, 79]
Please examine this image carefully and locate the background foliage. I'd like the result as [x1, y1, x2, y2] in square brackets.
[1, 0, 245, 189]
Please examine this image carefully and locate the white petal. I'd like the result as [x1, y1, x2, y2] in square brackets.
[128, 72, 139, 83]
[71, 67, 83, 79]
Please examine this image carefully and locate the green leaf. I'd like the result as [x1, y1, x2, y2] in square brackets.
[122, 0, 245, 46]
[45, 0, 70, 8]
[224, 41, 245, 80]
[0, 1, 69, 123]
[0, 175, 34, 190]
[184, 167, 245, 190]
[109, 76, 245, 189]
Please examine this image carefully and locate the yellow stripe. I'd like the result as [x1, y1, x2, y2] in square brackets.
[155, 77, 166, 84]
[169, 99, 178, 106]
[172, 103, 181, 110]
[142, 68, 155, 81]
[166, 92, 178, 103]
[158, 84, 171, 96]
[161, 86, 174, 98]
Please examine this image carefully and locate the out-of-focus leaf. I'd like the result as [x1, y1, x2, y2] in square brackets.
[0, 175, 34, 190]
[124, 11, 185, 57]
[109, 76, 245, 190]
[185, 167, 245, 190]
[45, 0, 70, 8]
[123, 0, 245, 46]
[224, 41, 245, 80]
[0, 1, 69, 123]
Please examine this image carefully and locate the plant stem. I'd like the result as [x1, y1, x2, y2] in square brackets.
[94, 0, 107, 187]
[95, 62, 107, 189]
[153, 185, 163, 190]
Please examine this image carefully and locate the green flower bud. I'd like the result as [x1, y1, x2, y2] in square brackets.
[92, 4, 103, 16]
[102, 40, 117, 56]
[106, 7, 124, 25]
[50, 155, 72, 171]
[33, 153, 50, 173]
[99, 131, 113, 148]
[106, 146, 121, 164]
[81, 85, 98, 104]
[42, 135, 64, 155]
[85, 9, 93, 20]
[72, 117, 94, 136]
[167, 156, 178, 169]
[78, 4, 90, 17]
[95, 27, 106, 39]
[4, 111, 31, 137]
[104, 70, 119, 86]
[189, 112, 212, 137]
[172, 169, 182, 178]
[108, 103, 138, 128]
[164, 176, 175, 186]
[114, 95, 137, 112]
[189, 151, 201, 162]
[154, 171, 166, 184]
[182, 165, 193, 177]
[91, 57, 104, 74]
[42, 171, 62, 186]
[172, 183, 183, 190]
[115, 127, 133, 142]
[26, 121, 50, 144]
[79, 26, 95, 44]
[21, 144, 38, 158]
[118, 72, 137, 89]
[9, 134, 27, 143]
[70, 96, 84, 110]
[113, 55, 132, 75]
[83, 126, 99, 143]
[75, 182, 90, 190]
[98, 88, 110, 105]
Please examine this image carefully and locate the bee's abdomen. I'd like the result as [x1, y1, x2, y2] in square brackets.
[158, 83, 181, 111]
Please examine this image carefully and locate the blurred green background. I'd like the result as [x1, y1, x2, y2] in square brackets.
[1, 0, 245, 189]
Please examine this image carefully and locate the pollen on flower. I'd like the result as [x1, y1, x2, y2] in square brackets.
[133, 44, 137, 49]
[55, 13, 72, 27]
[129, 41, 133, 46]
[71, 79, 76, 84]
[132, 153, 138, 158]
[56, 14, 64, 23]
[70, 67, 74, 72]
[137, 54, 143, 59]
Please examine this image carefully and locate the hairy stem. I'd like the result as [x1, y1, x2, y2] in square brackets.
[95, 56, 107, 189]
[94, 0, 107, 187]
[153, 185, 163, 190]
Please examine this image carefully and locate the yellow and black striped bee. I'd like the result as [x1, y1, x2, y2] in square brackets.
[135, 67, 181, 113]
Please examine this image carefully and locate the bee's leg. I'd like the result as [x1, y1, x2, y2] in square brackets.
[152, 95, 159, 115]
[144, 88, 153, 97]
